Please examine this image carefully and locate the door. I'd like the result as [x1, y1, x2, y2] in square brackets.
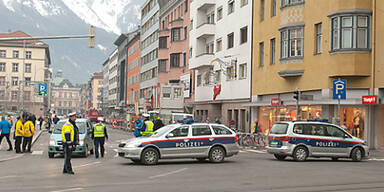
[161, 126, 190, 158]
[190, 125, 214, 155]
[324, 125, 351, 156]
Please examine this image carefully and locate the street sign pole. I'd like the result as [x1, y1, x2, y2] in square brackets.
[338, 94, 341, 126]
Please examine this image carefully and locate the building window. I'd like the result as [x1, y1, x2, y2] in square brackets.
[217, 6, 223, 21]
[25, 63, 32, 73]
[25, 77, 31, 86]
[204, 72, 210, 85]
[315, 23, 322, 54]
[260, 0, 265, 21]
[0, 50, 5, 58]
[0, 76, 5, 86]
[241, 0, 248, 7]
[12, 63, 18, 72]
[183, 53, 187, 67]
[159, 37, 167, 49]
[162, 87, 171, 98]
[331, 15, 370, 51]
[159, 60, 167, 72]
[11, 91, 18, 100]
[228, 0, 235, 15]
[184, 26, 188, 40]
[174, 88, 182, 98]
[0, 90, 5, 100]
[0, 63, 5, 72]
[226, 66, 235, 80]
[197, 74, 202, 87]
[12, 77, 18, 86]
[271, 38, 276, 64]
[216, 38, 222, 52]
[24, 91, 31, 101]
[184, 0, 188, 12]
[13, 50, 19, 58]
[227, 32, 234, 49]
[240, 26, 248, 44]
[170, 53, 180, 68]
[171, 28, 181, 41]
[206, 42, 214, 54]
[272, 0, 276, 17]
[280, 27, 304, 59]
[26, 51, 32, 59]
[189, 47, 193, 58]
[190, 20, 193, 30]
[207, 12, 215, 24]
[281, 0, 304, 8]
[239, 63, 247, 79]
[259, 42, 264, 66]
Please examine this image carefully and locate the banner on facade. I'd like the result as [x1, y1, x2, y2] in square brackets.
[180, 73, 191, 98]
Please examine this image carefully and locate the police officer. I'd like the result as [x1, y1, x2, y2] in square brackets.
[140, 114, 154, 136]
[92, 117, 108, 158]
[62, 112, 76, 175]
[153, 113, 164, 132]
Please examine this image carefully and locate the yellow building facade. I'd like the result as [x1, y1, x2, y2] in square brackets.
[250, 0, 384, 149]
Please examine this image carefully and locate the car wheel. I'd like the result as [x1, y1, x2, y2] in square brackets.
[209, 146, 225, 163]
[332, 157, 339, 161]
[141, 148, 159, 165]
[274, 154, 287, 161]
[293, 146, 308, 162]
[351, 148, 363, 162]
[48, 152, 54, 158]
[196, 158, 206, 162]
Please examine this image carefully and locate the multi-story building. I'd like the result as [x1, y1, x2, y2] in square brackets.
[79, 83, 88, 115]
[51, 79, 81, 116]
[249, 0, 384, 149]
[189, 0, 252, 131]
[126, 32, 141, 114]
[108, 49, 118, 107]
[90, 72, 103, 109]
[0, 30, 52, 117]
[156, 0, 194, 117]
[102, 59, 109, 108]
[114, 34, 130, 107]
[139, 0, 160, 112]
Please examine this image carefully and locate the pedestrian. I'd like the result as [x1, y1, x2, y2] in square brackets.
[53, 115, 60, 125]
[46, 116, 52, 131]
[215, 117, 221, 124]
[38, 116, 44, 130]
[30, 114, 37, 127]
[22, 116, 35, 153]
[62, 112, 77, 175]
[134, 114, 143, 137]
[14, 116, 23, 153]
[153, 113, 164, 132]
[7, 115, 13, 127]
[140, 114, 154, 136]
[92, 117, 108, 158]
[0, 116, 13, 151]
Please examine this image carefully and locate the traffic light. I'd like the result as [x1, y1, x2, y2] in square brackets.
[293, 88, 300, 101]
[88, 25, 96, 48]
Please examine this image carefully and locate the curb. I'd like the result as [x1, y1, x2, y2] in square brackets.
[31, 130, 45, 146]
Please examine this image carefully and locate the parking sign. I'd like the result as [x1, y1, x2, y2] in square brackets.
[333, 80, 346, 100]
[38, 83, 47, 93]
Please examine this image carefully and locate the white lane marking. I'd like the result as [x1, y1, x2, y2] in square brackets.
[0, 175, 18, 179]
[149, 168, 188, 179]
[239, 150, 248, 153]
[73, 161, 101, 168]
[0, 154, 24, 162]
[32, 151, 44, 155]
[247, 149, 267, 154]
[368, 158, 384, 161]
[50, 188, 84, 192]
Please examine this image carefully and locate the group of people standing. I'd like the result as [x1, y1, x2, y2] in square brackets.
[0, 113, 37, 153]
[133, 113, 164, 137]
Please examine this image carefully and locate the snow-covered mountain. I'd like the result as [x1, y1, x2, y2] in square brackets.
[0, 0, 142, 83]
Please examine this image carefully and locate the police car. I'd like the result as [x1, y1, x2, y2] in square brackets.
[267, 121, 369, 162]
[118, 123, 239, 165]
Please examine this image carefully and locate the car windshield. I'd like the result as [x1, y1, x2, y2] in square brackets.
[151, 125, 177, 137]
[270, 123, 289, 135]
[53, 121, 87, 134]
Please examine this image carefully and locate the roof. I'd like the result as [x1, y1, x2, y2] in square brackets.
[114, 34, 129, 46]
[0, 30, 43, 44]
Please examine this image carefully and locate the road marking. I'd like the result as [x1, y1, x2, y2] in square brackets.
[247, 149, 267, 154]
[149, 168, 188, 179]
[74, 161, 101, 168]
[0, 154, 24, 162]
[32, 151, 44, 155]
[0, 175, 18, 179]
[239, 150, 248, 153]
[50, 188, 84, 192]
[368, 158, 384, 161]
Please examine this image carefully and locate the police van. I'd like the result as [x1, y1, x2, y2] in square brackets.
[267, 121, 369, 162]
[118, 123, 239, 165]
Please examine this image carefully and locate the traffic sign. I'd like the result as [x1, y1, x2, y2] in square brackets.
[333, 80, 346, 100]
[38, 83, 47, 93]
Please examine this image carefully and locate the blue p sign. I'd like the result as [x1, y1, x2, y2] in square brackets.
[333, 80, 346, 100]
[38, 83, 47, 93]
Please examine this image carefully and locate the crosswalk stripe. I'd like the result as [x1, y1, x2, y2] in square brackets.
[32, 151, 44, 155]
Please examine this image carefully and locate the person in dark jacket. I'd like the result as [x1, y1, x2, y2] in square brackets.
[153, 113, 164, 132]
[53, 115, 60, 125]
[38, 116, 44, 130]
[30, 114, 36, 127]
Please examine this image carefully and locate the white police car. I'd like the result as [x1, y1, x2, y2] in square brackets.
[118, 123, 239, 165]
[267, 121, 369, 162]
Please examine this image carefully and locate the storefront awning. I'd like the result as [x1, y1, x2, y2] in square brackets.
[243, 99, 366, 107]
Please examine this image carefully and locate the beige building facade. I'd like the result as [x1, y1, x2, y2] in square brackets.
[51, 79, 81, 116]
[91, 72, 103, 109]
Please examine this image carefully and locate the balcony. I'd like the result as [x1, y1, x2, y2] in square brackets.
[194, 0, 215, 11]
[189, 53, 215, 70]
[195, 23, 215, 39]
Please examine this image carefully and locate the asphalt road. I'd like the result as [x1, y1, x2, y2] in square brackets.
[1, 128, 384, 192]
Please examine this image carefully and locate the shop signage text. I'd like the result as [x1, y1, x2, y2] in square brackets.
[271, 98, 280, 106]
[362, 95, 377, 104]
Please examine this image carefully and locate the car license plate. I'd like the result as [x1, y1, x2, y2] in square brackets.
[271, 141, 278, 145]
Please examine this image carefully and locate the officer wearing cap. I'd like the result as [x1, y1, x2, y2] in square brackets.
[92, 117, 108, 158]
[140, 114, 154, 136]
[61, 112, 78, 174]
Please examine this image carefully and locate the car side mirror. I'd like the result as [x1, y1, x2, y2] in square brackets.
[166, 133, 174, 138]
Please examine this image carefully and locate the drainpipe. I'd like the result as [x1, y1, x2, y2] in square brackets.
[371, 0, 376, 95]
